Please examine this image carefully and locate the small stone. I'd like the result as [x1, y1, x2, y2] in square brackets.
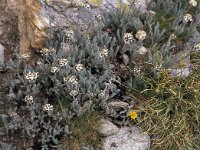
[98, 119, 119, 137]
[123, 54, 129, 65]
[137, 46, 148, 55]
[102, 126, 150, 150]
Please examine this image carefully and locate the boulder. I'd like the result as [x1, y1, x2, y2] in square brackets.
[102, 126, 150, 150]
[16, 0, 151, 55]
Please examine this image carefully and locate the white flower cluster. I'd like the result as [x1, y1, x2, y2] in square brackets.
[183, 13, 193, 22]
[64, 76, 78, 84]
[134, 66, 141, 75]
[95, 15, 102, 22]
[24, 95, 34, 103]
[155, 65, 162, 72]
[76, 63, 84, 71]
[25, 71, 39, 81]
[149, 10, 156, 16]
[58, 58, 68, 67]
[135, 30, 147, 40]
[98, 91, 106, 100]
[123, 33, 134, 44]
[194, 42, 200, 51]
[75, 2, 90, 9]
[65, 30, 74, 38]
[65, 30, 74, 43]
[169, 33, 177, 40]
[100, 48, 108, 57]
[87, 91, 94, 98]
[188, 0, 197, 7]
[133, 0, 141, 5]
[51, 67, 59, 73]
[69, 90, 79, 97]
[43, 104, 54, 111]
[40, 48, 56, 56]
[21, 54, 30, 60]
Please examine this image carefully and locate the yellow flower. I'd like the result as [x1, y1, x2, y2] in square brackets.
[130, 111, 138, 120]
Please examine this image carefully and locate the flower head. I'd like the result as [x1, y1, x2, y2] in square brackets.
[25, 71, 39, 81]
[75, 2, 85, 7]
[51, 67, 59, 73]
[189, 0, 197, 7]
[133, 0, 140, 5]
[64, 76, 78, 84]
[24, 95, 34, 103]
[95, 15, 102, 22]
[135, 30, 147, 40]
[40, 48, 55, 56]
[76, 63, 84, 71]
[69, 90, 78, 97]
[183, 13, 193, 22]
[155, 65, 162, 72]
[21, 54, 30, 60]
[58, 59, 68, 66]
[87, 91, 94, 98]
[43, 104, 53, 111]
[65, 30, 74, 43]
[84, 4, 90, 10]
[134, 66, 141, 75]
[194, 42, 200, 51]
[65, 30, 74, 38]
[123, 33, 134, 44]
[129, 111, 138, 120]
[169, 33, 177, 40]
[149, 10, 156, 16]
[100, 48, 108, 57]
[98, 91, 106, 100]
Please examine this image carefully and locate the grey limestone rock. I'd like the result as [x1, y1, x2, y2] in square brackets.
[102, 126, 151, 150]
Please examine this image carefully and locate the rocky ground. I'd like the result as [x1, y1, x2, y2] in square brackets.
[0, 0, 31, 149]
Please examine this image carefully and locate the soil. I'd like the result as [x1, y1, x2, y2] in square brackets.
[0, 1, 33, 149]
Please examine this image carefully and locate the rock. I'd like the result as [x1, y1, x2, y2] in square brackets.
[106, 101, 129, 123]
[6, 0, 18, 14]
[108, 101, 129, 111]
[17, 0, 152, 55]
[136, 46, 148, 55]
[170, 66, 191, 77]
[102, 126, 150, 150]
[122, 54, 129, 65]
[98, 119, 119, 137]
[0, 44, 5, 65]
